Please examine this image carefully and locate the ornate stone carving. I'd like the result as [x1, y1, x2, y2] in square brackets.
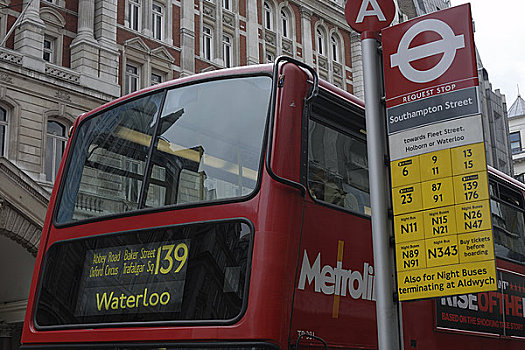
[0, 50, 23, 65]
[203, 3, 215, 20]
[318, 56, 328, 69]
[282, 38, 293, 55]
[55, 90, 71, 102]
[0, 202, 40, 256]
[0, 72, 13, 84]
[45, 65, 81, 84]
[333, 62, 343, 77]
[264, 30, 276, 46]
[223, 12, 235, 28]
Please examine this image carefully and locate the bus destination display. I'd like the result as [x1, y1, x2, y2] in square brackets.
[75, 240, 190, 317]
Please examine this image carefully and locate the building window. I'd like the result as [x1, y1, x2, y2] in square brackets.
[222, 0, 231, 11]
[0, 107, 7, 157]
[43, 36, 55, 63]
[511, 132, 522, 154]
[266, 52, 274, 63]
[152, 2, 164, 40]
[331, 35, 340, 62]
[203, 26, 213, 60]
[126, 64, 140, 94]
[264, 2, 273, 30]
[316, 28, 326, 56]
[127, 0, 142, 31]
[151, 72, 163, 85]
[46, 121, 67, 182]
[222, 35, 232, 68]
[280, 10, 289, 38]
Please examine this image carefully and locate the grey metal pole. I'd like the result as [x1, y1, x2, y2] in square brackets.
[361, 35, 401, 350]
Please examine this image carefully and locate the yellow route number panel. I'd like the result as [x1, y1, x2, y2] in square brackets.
[419, 148, 452, 181]
[455, 200, 492, 234]
[422, 206, 456, 239]
[453, 171, 489, 204]
[391, 156, 420, 187]
[421, 177, 455, 210]
[425, 235, 459, 268]
[394, 212, 425, 243]
[396, 241, 426, 272]
[392, 183, 423, 214]
[451, 142, 487, 175]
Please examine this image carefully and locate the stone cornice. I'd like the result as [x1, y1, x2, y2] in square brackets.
[0, 158, 50, 206]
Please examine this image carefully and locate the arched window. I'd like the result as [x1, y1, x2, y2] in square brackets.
[46, 121, 68, 182]
[203, 25, 214, 60]
[280, 9, 290, 38]
[0, 107, 7, 157]
[222, 34, 233, 68]
[316, 28, 326, 56]
[264, 2, 273, 30]
[331, 34, 340, 62]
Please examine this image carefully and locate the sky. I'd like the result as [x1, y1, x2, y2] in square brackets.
[451, 0, 525, 105]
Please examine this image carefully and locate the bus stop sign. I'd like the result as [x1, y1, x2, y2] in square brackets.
[345, 0, 395, 33]
[382, 4, 478, 108]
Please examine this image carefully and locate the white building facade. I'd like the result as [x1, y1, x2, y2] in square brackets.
[508, 94, 525, 180]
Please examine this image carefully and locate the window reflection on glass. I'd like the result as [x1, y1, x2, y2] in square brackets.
[308, 119, 370, 215]
[151, 72, 163, 86]
[0, 107, 6, 156]
[152, 2, 164, 40]
[128, 0, 142, 31]
[316, 28, 325, 56]
[126, 64, 140, 94]
[203, 26, 213, 60]
[331, 35, 340, 62]
[222, 35, 232, 68]
[264, 2, 273, 30]
[56, 76, 271, 224]
[144, 76, 271, 208]
[56, 92, 164, 223]
[43, 37, 55, 63]
[46, 121, 67, 182]
[510, 131, 521, 154]
[491, 182, 525, 263]
[281, 10, 289, 38]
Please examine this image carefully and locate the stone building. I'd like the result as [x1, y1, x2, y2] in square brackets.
[477, 59, 512, 175]
[508, 93, 525, 180]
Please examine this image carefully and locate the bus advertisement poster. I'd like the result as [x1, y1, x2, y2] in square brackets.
[436, 269, 525, 337]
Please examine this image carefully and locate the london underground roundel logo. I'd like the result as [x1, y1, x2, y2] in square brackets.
[390, 18, 465, 83]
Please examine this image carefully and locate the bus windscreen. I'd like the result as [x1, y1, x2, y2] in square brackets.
[56, 76, 271, 224]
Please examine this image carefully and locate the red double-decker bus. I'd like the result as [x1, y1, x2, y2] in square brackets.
[22, 58, 525, 349]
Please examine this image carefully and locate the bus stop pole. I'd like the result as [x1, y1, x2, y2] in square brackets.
[361, 33, 402, 350]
